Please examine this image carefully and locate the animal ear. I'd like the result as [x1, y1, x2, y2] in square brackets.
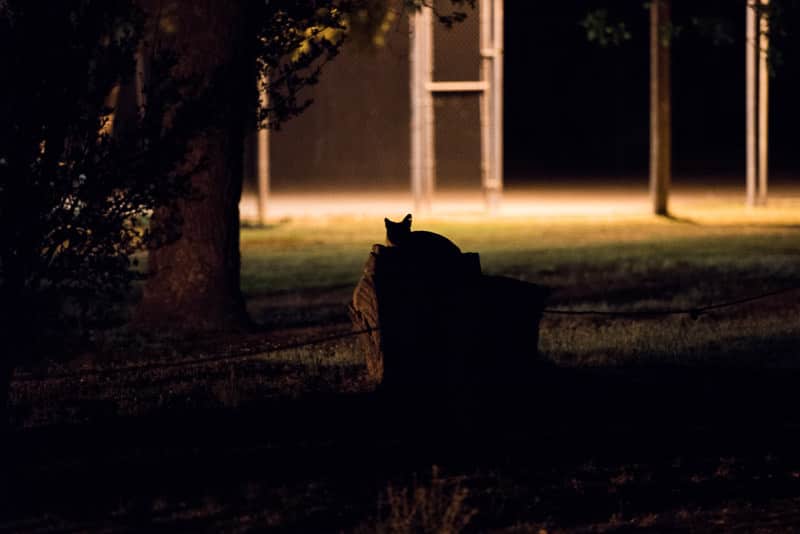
[403, 214, 412, 227]
[384, 217, 391, 227]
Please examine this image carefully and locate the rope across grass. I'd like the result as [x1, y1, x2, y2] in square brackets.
[13, 286, 800, 382]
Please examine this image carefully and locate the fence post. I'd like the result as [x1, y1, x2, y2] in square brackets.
[410, 6, 435, 215]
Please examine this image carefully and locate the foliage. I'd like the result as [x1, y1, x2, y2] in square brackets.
[581, 8, 633, 47]
[254, 0, 476, 129]
[582, 0, 798, 73]
[0, 0, 475, 359]
[413, 0, 477, 28]
[0, 0, 193, 356]
[253, 1, 349, 129]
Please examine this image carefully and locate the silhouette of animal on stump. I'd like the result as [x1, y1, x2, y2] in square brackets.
[384, 214, 461, 260]
[350, 215, 549, 397]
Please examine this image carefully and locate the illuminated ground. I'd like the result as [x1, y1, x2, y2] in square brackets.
[235, 194, 800, 370]
[240, 179, 800, 220]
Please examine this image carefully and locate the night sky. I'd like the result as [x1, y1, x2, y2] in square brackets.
[504, 0, 800, 182]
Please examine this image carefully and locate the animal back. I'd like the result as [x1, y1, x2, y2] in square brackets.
[405, 231, 461, 257]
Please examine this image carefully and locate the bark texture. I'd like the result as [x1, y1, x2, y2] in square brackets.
[134, 0, 253, 332]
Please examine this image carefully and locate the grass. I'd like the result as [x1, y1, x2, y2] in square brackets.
[241, 201, 800, 368]
[240, 200, 800, 292]
[12, 200, 800, 425]
[7, 199, 800, 532]
[356, 466, 477, 533]
[241, 209, 800, 298]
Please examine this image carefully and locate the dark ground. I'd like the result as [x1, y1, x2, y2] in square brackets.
[5, 361, 800, 532]
[5, 206, 800, 531]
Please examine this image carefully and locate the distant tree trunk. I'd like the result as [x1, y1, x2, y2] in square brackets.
[746, 0, 769, 207]
[134, 0, 254, 332]
[649, 0, 671, 216]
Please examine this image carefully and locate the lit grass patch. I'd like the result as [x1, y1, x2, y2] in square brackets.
[241, 211, 800, 295]
[241, 208, 800, 367]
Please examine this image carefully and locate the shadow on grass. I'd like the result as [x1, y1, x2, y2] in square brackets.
[661, 214, 800, 231]
[239, 220, 288, 230]
[660, 212, 699, 225]
[5, 365, 800, 531]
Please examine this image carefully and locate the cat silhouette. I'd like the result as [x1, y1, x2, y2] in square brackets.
[384, 214, 462, 259]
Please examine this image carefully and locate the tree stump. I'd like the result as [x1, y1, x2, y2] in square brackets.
[349, 245, 549, 394]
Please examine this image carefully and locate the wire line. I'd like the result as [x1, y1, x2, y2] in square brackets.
[12, 286, 800, 382]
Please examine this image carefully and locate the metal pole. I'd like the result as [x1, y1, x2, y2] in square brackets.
[410, 10, 421, 212]
[489, 0, 504, 212]
[410, 7, 434, 215]
[758, 0, 769, 205]
[746, 1, 757, 206]
[479, 0, 492, 210]
[256, 77, 270, 225]
[649, 0, 671, 216]
[413, 2, 497, 214]
[421, 6, 435, 214]
[746, 0, 769, 207]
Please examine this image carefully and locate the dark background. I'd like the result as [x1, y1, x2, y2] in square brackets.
[505, 0, 800, 181]
[262, 0, 800, 193]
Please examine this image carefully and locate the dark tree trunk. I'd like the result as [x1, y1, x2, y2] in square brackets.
[0, 359, 10, 431]
[134, 0, 253, 332]
[0, 292, 22, 435]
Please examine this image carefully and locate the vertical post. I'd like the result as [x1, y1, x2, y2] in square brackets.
[422, 6, 435, 214]
[480, 0, 492, 209]
[410, 10, 422, 213]
[758, 0, 770, 205]
[479, 0, 503, 212]
[410, 5, 434, 214]
[747, 0, 770, 207]
[479, 0, 504, 213]
[256, 77, 270, 225]
[649, 0, 671, 216]
[490, 0, 504, 211]
[746, 1, 756, 205]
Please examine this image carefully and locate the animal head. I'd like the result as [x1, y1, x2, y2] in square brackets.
[384, 214, 412, 246]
